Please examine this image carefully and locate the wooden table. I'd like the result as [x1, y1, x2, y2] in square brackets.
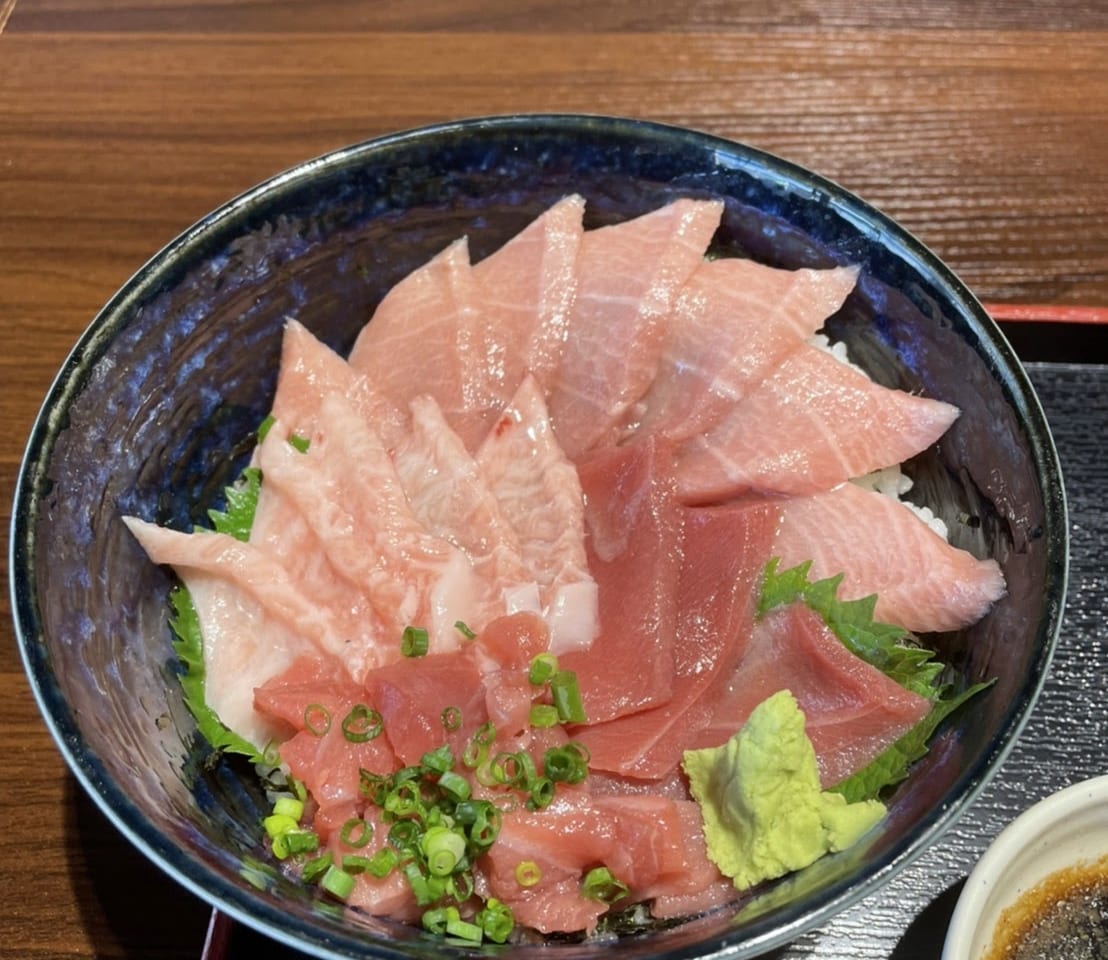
[2, 3, 1106, 958]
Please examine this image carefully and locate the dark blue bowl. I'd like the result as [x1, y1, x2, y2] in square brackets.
[10, 115, 1067, 958]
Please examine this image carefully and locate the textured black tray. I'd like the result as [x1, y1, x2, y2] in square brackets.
[207, 360, 1108, 960]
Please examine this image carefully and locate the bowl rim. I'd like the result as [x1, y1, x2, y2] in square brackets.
[10, 112, 1070, 959]
[942, 774, 1108, 960]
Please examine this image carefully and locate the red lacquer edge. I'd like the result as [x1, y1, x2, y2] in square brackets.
[984, 303, 1108, 325]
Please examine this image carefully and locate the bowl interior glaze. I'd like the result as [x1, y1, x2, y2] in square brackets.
[11, 115, 1067, 959]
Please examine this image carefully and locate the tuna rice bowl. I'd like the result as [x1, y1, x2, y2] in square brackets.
[124, 194, 1007, 943]
[14, 115, 1064, 959]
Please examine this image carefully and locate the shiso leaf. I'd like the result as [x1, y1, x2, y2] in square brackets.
[206, 466, 262, 543]
[758, 558, 991, 802]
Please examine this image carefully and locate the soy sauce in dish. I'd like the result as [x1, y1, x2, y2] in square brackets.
[984, 855, 1108, 960]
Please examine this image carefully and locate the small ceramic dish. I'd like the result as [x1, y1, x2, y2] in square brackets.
[943, 774, 1108, 960]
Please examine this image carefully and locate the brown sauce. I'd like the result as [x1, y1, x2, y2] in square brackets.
[984, 855, 1108, 960]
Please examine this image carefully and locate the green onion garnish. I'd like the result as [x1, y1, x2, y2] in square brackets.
[301, 851, 332, 883]
[550, 669, 586, 723]
[303, 703, 331, 737]
[476, 898, 514, 944]
[421, 825, 467, 877]
[366, 847, 399, 878]
[420, 743, 454, 775]
[284, 830, 320, 856]
[272, 796, 304, 821]
[543, 743, 589, 784]
[401, 625, 430, 657]
[446, 917, 483, 942]
[528, 652, 558, 685]
[320, 864, 356, 900]
[288, 432, 311, 453]
[581, 865, 629, 903]
[341, 704, 383, 743]
[515, 860, 542, 888]
[341, 854, 374, 874]
[528, 704, 559, 728]
[437, 770, 472, 802]
[422, 905, 458, 936]
[263, 813, 299, 840]
[257, 414, 276, 443]
[454, 620, 477, 641]
[528, 777, 555, 810]
[440, 705, 463, 731]
[340, 818, 373, 849]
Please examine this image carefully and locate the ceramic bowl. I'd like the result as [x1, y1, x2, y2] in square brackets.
[943, 775, 1108, 960]
[11, 114, 1068, 959]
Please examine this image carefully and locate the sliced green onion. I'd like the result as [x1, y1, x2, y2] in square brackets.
[581, 865, 629, 903]
[446, 917, 483, 942]
[528, 704, 559, 728]
[341, 854, 374, 874]
[440, 705, 463, 731]
[303, 703, 331, 737]
[387, 819, 422, 851]
[257, 414, 276, 443]
[550, 669, 587, 723]
[437, 770, 472, 802]
[476, 897, 514, 944]
[263, 813, 299, 840]
[288, 432, 311, 453]
[468, 802, 502, 851]
[401, 625, 430, 657]
[422, 905, 459, 935]
[528, 777, 555, 810]
[515, 860, 542, 888]
[543, 742, 589, 784]
[301, 851, 332, 883]
[403, 862, 446, 905]
[421, 825, 467, 877]
[473, 720, 497, 745]
[290, 777, 308, 803]
[359, 769, 391, 805]
[490, 751, 525, 787]
[284, 830, 320, 856]
[454, 620, 477, 641]
[273, 796, 304, 821]
[462, 739, 487, 770]
[420, 743, 454, 775]
[341, 704, 383, 743]
[528, 652, 558, 686]
[447, 869, 474, 902]
[365, 846, 399, 878]
[340, 818, 373, 849]
[321, 864, 356, 900]
[271, 833, 292, 860]
[384, 780, 424, 819]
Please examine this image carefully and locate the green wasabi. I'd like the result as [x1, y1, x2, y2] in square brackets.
[682, 690, 886, 891]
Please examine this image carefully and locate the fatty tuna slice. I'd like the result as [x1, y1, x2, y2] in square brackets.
[676, 343, 960, 501]
[574, 500, 779, 779]
[347, 238, 493, 450]
[476, 375, 597, 654]
[630, 260, 859, 442]
[393, 394, 529, 593]
[545, 198, 723, 458]
[471, 194, 586, 393]
[773, 480, 1007, 633]
[690, 602, 932, 788]
[268, 319, 406, 453]
[123, 518, 350, 749]
[257, 391, 491, 664]
[559, 437, 682, 723]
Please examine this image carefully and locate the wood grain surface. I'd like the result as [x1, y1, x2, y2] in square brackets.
[1, 2, 1106, 958]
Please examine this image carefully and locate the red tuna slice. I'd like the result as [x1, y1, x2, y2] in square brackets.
[676, 343, 961, 502]
[123, 517, 350, 750]
[257, 390, 496, 666]
[630, 260, 859, 442]
[545, 198, 724, 458]
[393, 394, 528, 594]
[474, 611, 550, 672]
[268, 319, 406, 454]
[574, 500, 779, 779]
[644, 800, 733, 920]
[691, 602, 932, 788]
[254, 658, 397, 815]
[773, 480, 1007, 633]
[476, 375, 597, 654]
[480, 788, 690, 934]
[471, 194, 586, 395]
[364, 649, 490, 767]
[346, 238, 493, 450]
[559, 437, 682, 723]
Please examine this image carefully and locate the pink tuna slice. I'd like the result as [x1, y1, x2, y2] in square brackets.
[393, 394, 529, 598]
[559, 437, 682, 722]
[471, 193, 586, 396]
[691, 602, 932, 789]
[253, 658, 397, 815]
[644, 800, 733, 919]
[629, 260, 859, 442]
[122, 517, 351, 749]
[363, 649, 489, 767]
[475, 374, 597, 654]
[268, 319, 406, 454]
[480, 787, 691, 935]
[544, 198, 724, 458]
[257, 390, 493, 663]
[346, 237, 493, 450]
[774, 480, 1007, 633]
[676, 342, 961, 501]
[573, 499, 779, 779]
